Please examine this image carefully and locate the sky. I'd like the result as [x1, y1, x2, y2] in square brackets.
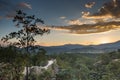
[0, 0, 120, 46]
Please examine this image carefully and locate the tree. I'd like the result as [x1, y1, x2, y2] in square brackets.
[1, 10, 50, 80]
[0, 46, 26, 80]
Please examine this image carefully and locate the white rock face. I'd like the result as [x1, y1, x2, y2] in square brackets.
[23, 59, 56, 75]
[40, 59, 56, 70]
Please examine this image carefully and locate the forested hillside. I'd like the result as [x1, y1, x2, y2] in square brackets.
[0, 46, 120, 80]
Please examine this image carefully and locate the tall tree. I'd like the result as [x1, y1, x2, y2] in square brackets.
[1, 10, 50, 80]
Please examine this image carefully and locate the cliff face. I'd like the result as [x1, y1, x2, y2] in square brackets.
[23, 59, 59, 77]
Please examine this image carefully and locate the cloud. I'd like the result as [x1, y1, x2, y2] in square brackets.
[64, 18, 96, 26]
[66, 19, 83, 25]
[19, 2, 32, 9]
[54, 0, 120, 34]
[82, 11, 90, 18]
[0, 0, 32, 20]
[51, 21, 120, 34]
[85, 2, 95, 8]
[85, 0, 120, 19]
[60, 16, 66, 19]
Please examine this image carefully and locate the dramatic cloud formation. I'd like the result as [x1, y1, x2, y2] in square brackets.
[52, 21, 120, 34]
[85, 0, 120, 19]
[60, 16, 66, 19]
[67, 19, 83, 25]
[82, 11, 90, 18]
[85, 2, 95, 8]
[59, 0, 119, 34]
[64, 18, 96, 25]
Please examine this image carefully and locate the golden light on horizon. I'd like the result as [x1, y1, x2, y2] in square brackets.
[34, 29, 120, 46]
[98, 37, 111, 44]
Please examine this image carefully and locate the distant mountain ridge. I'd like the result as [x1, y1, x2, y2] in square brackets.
[41, 41, 120, 54]
[93, 40, 120, 49]
[7, 41, 120, 54]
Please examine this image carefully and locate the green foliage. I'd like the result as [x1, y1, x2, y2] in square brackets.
[0, 46, 26, 80]
[49, 53, 96, 80]
[0, 46, 48, 80]
[48, 51, 120, 80]
[92, 51, 120, 80]
[0, 44, 120, 80]
[31, 48, 47, 66]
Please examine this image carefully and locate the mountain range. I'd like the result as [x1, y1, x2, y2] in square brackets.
[40, 41, 120, 54]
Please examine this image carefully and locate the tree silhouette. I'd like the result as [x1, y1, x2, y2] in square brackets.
[1, 10, 50, 80]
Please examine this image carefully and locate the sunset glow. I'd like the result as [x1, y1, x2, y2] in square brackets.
[0, 0, 120, 46]
[98, 38, 111, 44]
